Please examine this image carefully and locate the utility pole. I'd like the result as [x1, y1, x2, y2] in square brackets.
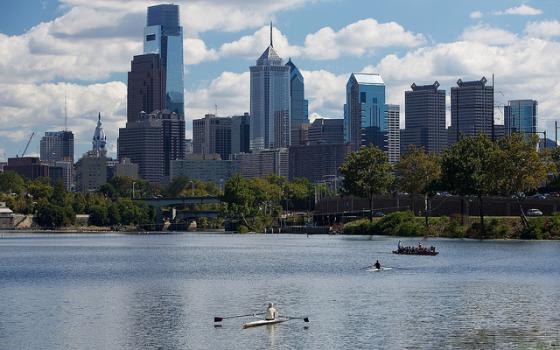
[555, 121, 558, 147]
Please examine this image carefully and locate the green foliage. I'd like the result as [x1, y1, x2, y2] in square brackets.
[374, 211, 426, 236]
[27, 179, 53, 201]
[88, 205, 108, 226]
[396, 145, 441, 196]
[0, 171, 26, 194]
[340, 145, 394, 221]
[35, 200, 65, 229]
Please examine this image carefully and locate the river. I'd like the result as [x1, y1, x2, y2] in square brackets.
[0, 232, 559, 349]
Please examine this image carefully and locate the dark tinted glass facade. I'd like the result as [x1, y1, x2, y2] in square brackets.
[504, 100, 537, 137]
[127, 54, 165, 123]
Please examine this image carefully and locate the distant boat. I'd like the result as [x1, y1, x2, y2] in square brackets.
[393, 242, 438, 256]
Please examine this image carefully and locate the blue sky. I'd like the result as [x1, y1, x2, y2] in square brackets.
[0, 0, 559, 160]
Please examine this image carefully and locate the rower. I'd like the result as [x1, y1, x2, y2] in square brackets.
[265, 302, 277, 320]
[374, 260, 381, 270]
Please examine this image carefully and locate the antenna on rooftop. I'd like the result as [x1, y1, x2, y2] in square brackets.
[64, 88, 68, 131]
[215, 104, 218, 116]
[270, 22, 273, 47]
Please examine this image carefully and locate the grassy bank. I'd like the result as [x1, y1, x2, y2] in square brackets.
[342, 211, 560, 239]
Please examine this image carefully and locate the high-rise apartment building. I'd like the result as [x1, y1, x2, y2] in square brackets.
[143, 4, 184, 117]
[250, 25, 291, 150]
[127, 54, 165, 123]
[192, 114, 232, 160]
[231, 113, 251, 154]
[39, 131, 74, 162]
[385, 104, 400, 163]
[308, 118, 344, 145]
[504, 100, 538, 136]
[344, 73, 386, 151]
[286, 59, 308, 127]
[402, 81, 447, 154]
[448, 77, 494, 146]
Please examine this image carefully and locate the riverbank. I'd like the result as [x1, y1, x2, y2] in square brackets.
[342, 211, 560, 240]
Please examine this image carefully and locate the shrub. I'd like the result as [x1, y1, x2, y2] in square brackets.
[373, 211, 425, 236]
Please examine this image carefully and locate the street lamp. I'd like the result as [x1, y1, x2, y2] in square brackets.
[132, 181, 137, 199]
[188, 180, 194, 197]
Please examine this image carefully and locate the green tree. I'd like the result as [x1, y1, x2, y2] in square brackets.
[27, 179, 53, 200]
[441, 134, 497, 232]
[88, 205, 108, 226]
[108, 204, 122, 226]
[0, 171, 26, 194]
[395, 146, 441, 226]
[340, 145, 394, 222]
[494, 133, 550, 226]
[35, 200, 65, 229]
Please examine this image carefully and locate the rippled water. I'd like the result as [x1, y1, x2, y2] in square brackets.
[0, 233, 559, 349]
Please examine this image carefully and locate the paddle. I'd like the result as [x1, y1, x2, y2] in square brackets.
[214, 312, 264, 323]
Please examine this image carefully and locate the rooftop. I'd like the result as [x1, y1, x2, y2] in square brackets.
[352, 73, 384, 85]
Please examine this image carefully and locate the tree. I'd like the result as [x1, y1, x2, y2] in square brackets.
[493, 133, 550, 226]
[28, 179, 53, 200]
[340, 146, 394, 222]
[395, 146, 441, 226]
[441, 134, 497, 232]
[0, 171, 26, 194]
[88, 205, 108, 226]
[35, 200, 65, 229]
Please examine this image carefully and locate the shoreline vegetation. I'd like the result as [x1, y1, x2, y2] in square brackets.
[3, 133, 560, 240]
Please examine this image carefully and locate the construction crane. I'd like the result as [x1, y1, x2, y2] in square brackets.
[20, 132, 35, 158]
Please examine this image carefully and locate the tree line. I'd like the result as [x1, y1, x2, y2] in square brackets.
[339, 133, 557, 233]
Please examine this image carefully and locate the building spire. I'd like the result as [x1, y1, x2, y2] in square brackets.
[270, 21, 273, 47]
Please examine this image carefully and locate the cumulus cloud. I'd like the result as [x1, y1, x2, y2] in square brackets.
[494, 4, 543, 16]
[460, 25, 518, 45]
[185, 38, 219, 65]
[219, 26, 301, 59]
[301, 19, 425, 60]
[301, 70, 348, 117]
[470, 11, 483, 19]
[0, 82, 127, 158]
[525, 20, 560, 38]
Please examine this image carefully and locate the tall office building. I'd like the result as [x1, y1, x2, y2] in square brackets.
[385, 104, 400, 163]
[448, 77, 494, 146]
[250, 24, 291, 150]
[143, 4, 184, 117]
[286, 59, 308, 127]
[40, 131, 74, 162]
[192, 114, 232, 160]
[127, 54, 165, 123]
[344, 73, 386, 151]
[308, 118, 344, 145]
[231, 113, 251, 154]
[402, 81, 447, 154]
[119, 110, 185, 183]
[504, 100, 538, 136]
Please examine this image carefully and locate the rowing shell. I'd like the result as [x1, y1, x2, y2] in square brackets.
[367, 267, 392, 272]
[242, 318, 289, 329]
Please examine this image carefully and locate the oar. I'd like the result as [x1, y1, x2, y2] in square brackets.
[284, 316, 310, 323]
[214, 312, 264, 323]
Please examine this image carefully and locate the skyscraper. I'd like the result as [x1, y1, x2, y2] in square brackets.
[144, 4, 184, 117]
[127, 54, 165, 123]
[192, 114, 232, 160]
[402, 81, 447, 154]
[385, 104, 400, 163]
[40, 131, 74, 162]
[119, 110, 185, 183]
[504, 99, 538, 136]
[308, 118, 344, 145]
[231, 113, 251, 154]
[448, 77, 494, 146]
[344, 73, 386, 151]
[286, 58, 308, 127]
[250, 24, 291, 150]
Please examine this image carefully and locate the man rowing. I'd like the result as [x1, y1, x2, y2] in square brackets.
[373, 260, 381, 270]
[265, 302, 278, 320]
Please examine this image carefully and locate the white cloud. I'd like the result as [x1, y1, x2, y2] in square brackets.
[525, 20, 560, 38]
[460, 25, 518, 45]
[0, 82, 127, 158]
[301, 70, 348, 117]
[219, 26, 301, 59]
[185, 38, 218, 65]
[494, 4, 543, 16]
[302, 19, 425, 60]
[470, 11, 483, 19]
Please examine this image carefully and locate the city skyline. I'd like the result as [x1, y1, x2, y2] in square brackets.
[0, 0, 559, 158]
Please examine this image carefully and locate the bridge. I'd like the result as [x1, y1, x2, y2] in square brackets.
[134, 196, 222, 228]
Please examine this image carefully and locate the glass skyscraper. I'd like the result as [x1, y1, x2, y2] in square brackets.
[504, 100, 537, 137]
[250, 25, 291, 150]
[344, 73, 386, 151]
[286, 59, 308, 127]
[144, 4, 184, 117]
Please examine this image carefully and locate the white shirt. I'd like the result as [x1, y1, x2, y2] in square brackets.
[265, 307, 277, 320]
